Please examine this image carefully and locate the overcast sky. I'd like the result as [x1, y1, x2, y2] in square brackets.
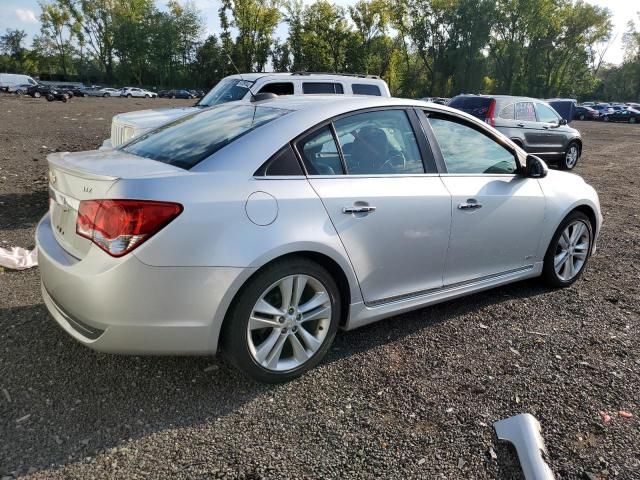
[1, 0, 637, 65]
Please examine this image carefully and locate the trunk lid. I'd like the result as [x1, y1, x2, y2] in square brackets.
[47, 150, 185, 259]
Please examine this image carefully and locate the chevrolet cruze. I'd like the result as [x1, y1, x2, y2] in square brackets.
[37, 96, 602, 382]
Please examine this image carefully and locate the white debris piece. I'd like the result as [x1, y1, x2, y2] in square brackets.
[0, 246, 38, 270]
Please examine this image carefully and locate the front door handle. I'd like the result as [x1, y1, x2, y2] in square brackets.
[342, 206, 376, 214]
[458, 200, 482, 210]
[517, 123, 525, 127]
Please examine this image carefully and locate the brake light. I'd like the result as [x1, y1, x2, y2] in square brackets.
[486, 99, 496, 127]
[76, 200, 183, 257]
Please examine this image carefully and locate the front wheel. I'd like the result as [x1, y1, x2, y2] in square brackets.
[34, 91, 41, 98]
[103, 93, 109, 97]
[46, 94, 54, 102]
[630, 117, 637, 124]
[559, 142, 580, 170]
[222, 259, 341, 383]
[542, 211, 592, 288]
[579, 114, 585, 121]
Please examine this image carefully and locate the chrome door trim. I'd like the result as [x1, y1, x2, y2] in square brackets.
[366, 265, 534, 307]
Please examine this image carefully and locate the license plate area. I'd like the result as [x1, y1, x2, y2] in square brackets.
[48, 188, 88, 256]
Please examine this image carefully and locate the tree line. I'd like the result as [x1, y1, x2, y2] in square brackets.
[0, 0, 639, 101]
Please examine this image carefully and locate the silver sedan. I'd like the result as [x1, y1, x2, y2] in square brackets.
[37, 96, 602, 382]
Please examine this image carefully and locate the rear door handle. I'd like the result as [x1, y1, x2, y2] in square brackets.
[342, 206, 376, 214]
[517, 123, 525, 127]
[458, 200, 482, 210]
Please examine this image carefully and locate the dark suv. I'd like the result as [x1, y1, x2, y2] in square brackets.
[448, 95, 583, 170]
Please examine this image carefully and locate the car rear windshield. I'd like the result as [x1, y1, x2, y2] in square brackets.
[448, 96, 493, 119]
[122, 104, 290, 169]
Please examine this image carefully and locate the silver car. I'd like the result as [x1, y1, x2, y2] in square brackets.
[37, 96, 602, 382]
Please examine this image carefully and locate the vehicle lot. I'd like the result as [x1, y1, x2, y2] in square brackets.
[1, 96, 639, 479]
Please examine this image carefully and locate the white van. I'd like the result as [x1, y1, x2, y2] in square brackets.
[0, 73, 38, 92]
[104, 72, 390, 148]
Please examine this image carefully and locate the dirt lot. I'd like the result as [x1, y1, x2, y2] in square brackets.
[0, 95, 639, 479]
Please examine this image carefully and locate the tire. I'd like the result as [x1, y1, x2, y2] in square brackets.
[579, 114, 585, 121]
[34, 91, 41, 98]
[103, 93, 109, 97]
[603, 115, 609, 122]
[542, 211, 593, 288]
[171, 95, 176, 99]
[145, 94, 150, 98]
[558, 141, 580, 170]
[61, 96, 67, 103]
[16, 89, 24, 96]
[630, 117, 637, 124]
[46, 94, 54, 102]
[127, 93, 132, 98]
[221, 258, 341, 383]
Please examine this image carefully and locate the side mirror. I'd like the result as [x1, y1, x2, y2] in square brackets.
[525, 154, 548, 179]
[559, 118, 568, 126]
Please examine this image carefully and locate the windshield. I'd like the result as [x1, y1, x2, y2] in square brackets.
[122, 103, 289, 169]
[197, 78, 255, 107]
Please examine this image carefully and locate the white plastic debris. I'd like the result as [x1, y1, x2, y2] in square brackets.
[0, 247, 38, 270]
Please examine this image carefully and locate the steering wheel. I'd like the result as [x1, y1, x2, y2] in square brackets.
[381, 151, 407, 172]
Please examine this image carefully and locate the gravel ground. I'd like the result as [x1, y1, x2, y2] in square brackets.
[0, 94, 639, 480]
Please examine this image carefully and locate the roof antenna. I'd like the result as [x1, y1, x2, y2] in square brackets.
[225, 54, 277, 103]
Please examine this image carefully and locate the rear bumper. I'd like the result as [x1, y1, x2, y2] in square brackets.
[36, 213, 248, 355]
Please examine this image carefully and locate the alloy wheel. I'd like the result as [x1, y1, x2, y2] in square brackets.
[554, 220, 590, 281]
[247, 274, 332, 372]
[565, 145, 579, 168]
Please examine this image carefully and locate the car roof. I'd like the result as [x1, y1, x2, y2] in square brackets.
[195, 95, 485, 173]
[452, 93, 544, 103]
[225, 72, 383, 82]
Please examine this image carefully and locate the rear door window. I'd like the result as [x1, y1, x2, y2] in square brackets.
[516, 102, 537, 122]
[448, 96, 493, 120]
[499, 104, 515, 120]
[122, 104, 290, 169]
[297, 126, 344, 175]
[302, 82, 344, 94]
[333, 110, 424, 174]
[352, 84, 382, 96]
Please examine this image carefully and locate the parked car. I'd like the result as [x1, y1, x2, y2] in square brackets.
[0, 73, 38, 92]
[12, 83, 33, 95]
[104, 73, 392, 148]
[448, 94, 583, 170]
[592, 104, 613, 115]
[38, 96, 602, 382]
[601, 108, 640, 124]
[98, 88, 122, 97]
[574, 106, 599, 121]
[80, 87, 105, 97]
[26, 84, 54, 99]
[158, 89, 196, 99]
[121, 87, 157, 98]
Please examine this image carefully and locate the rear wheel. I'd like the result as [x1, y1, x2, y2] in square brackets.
[61, 95, 67, 103]
[34, 91, 41, 98]
[222, 259, 341, 383]
[103, 93, 109, 97]
[630, 117, 637, 124]
[579, 114, 585, 120]
[559, 141, 580, 170]
[127, 93, 132, 98]
[46, 94, 54, 102]
[542, 211, 592, 288]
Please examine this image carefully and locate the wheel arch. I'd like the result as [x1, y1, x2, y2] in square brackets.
[216, 250, 355, 352]
[571, 204, 597, 240]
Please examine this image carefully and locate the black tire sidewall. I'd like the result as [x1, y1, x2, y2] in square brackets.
[559, 142, 579, 170]
[222, 259, 341, 383]
[542, 211, 593, 288]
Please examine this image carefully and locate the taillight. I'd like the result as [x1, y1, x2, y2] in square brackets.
[76, 200, 183, 257]
[485, 99, 496, 127]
